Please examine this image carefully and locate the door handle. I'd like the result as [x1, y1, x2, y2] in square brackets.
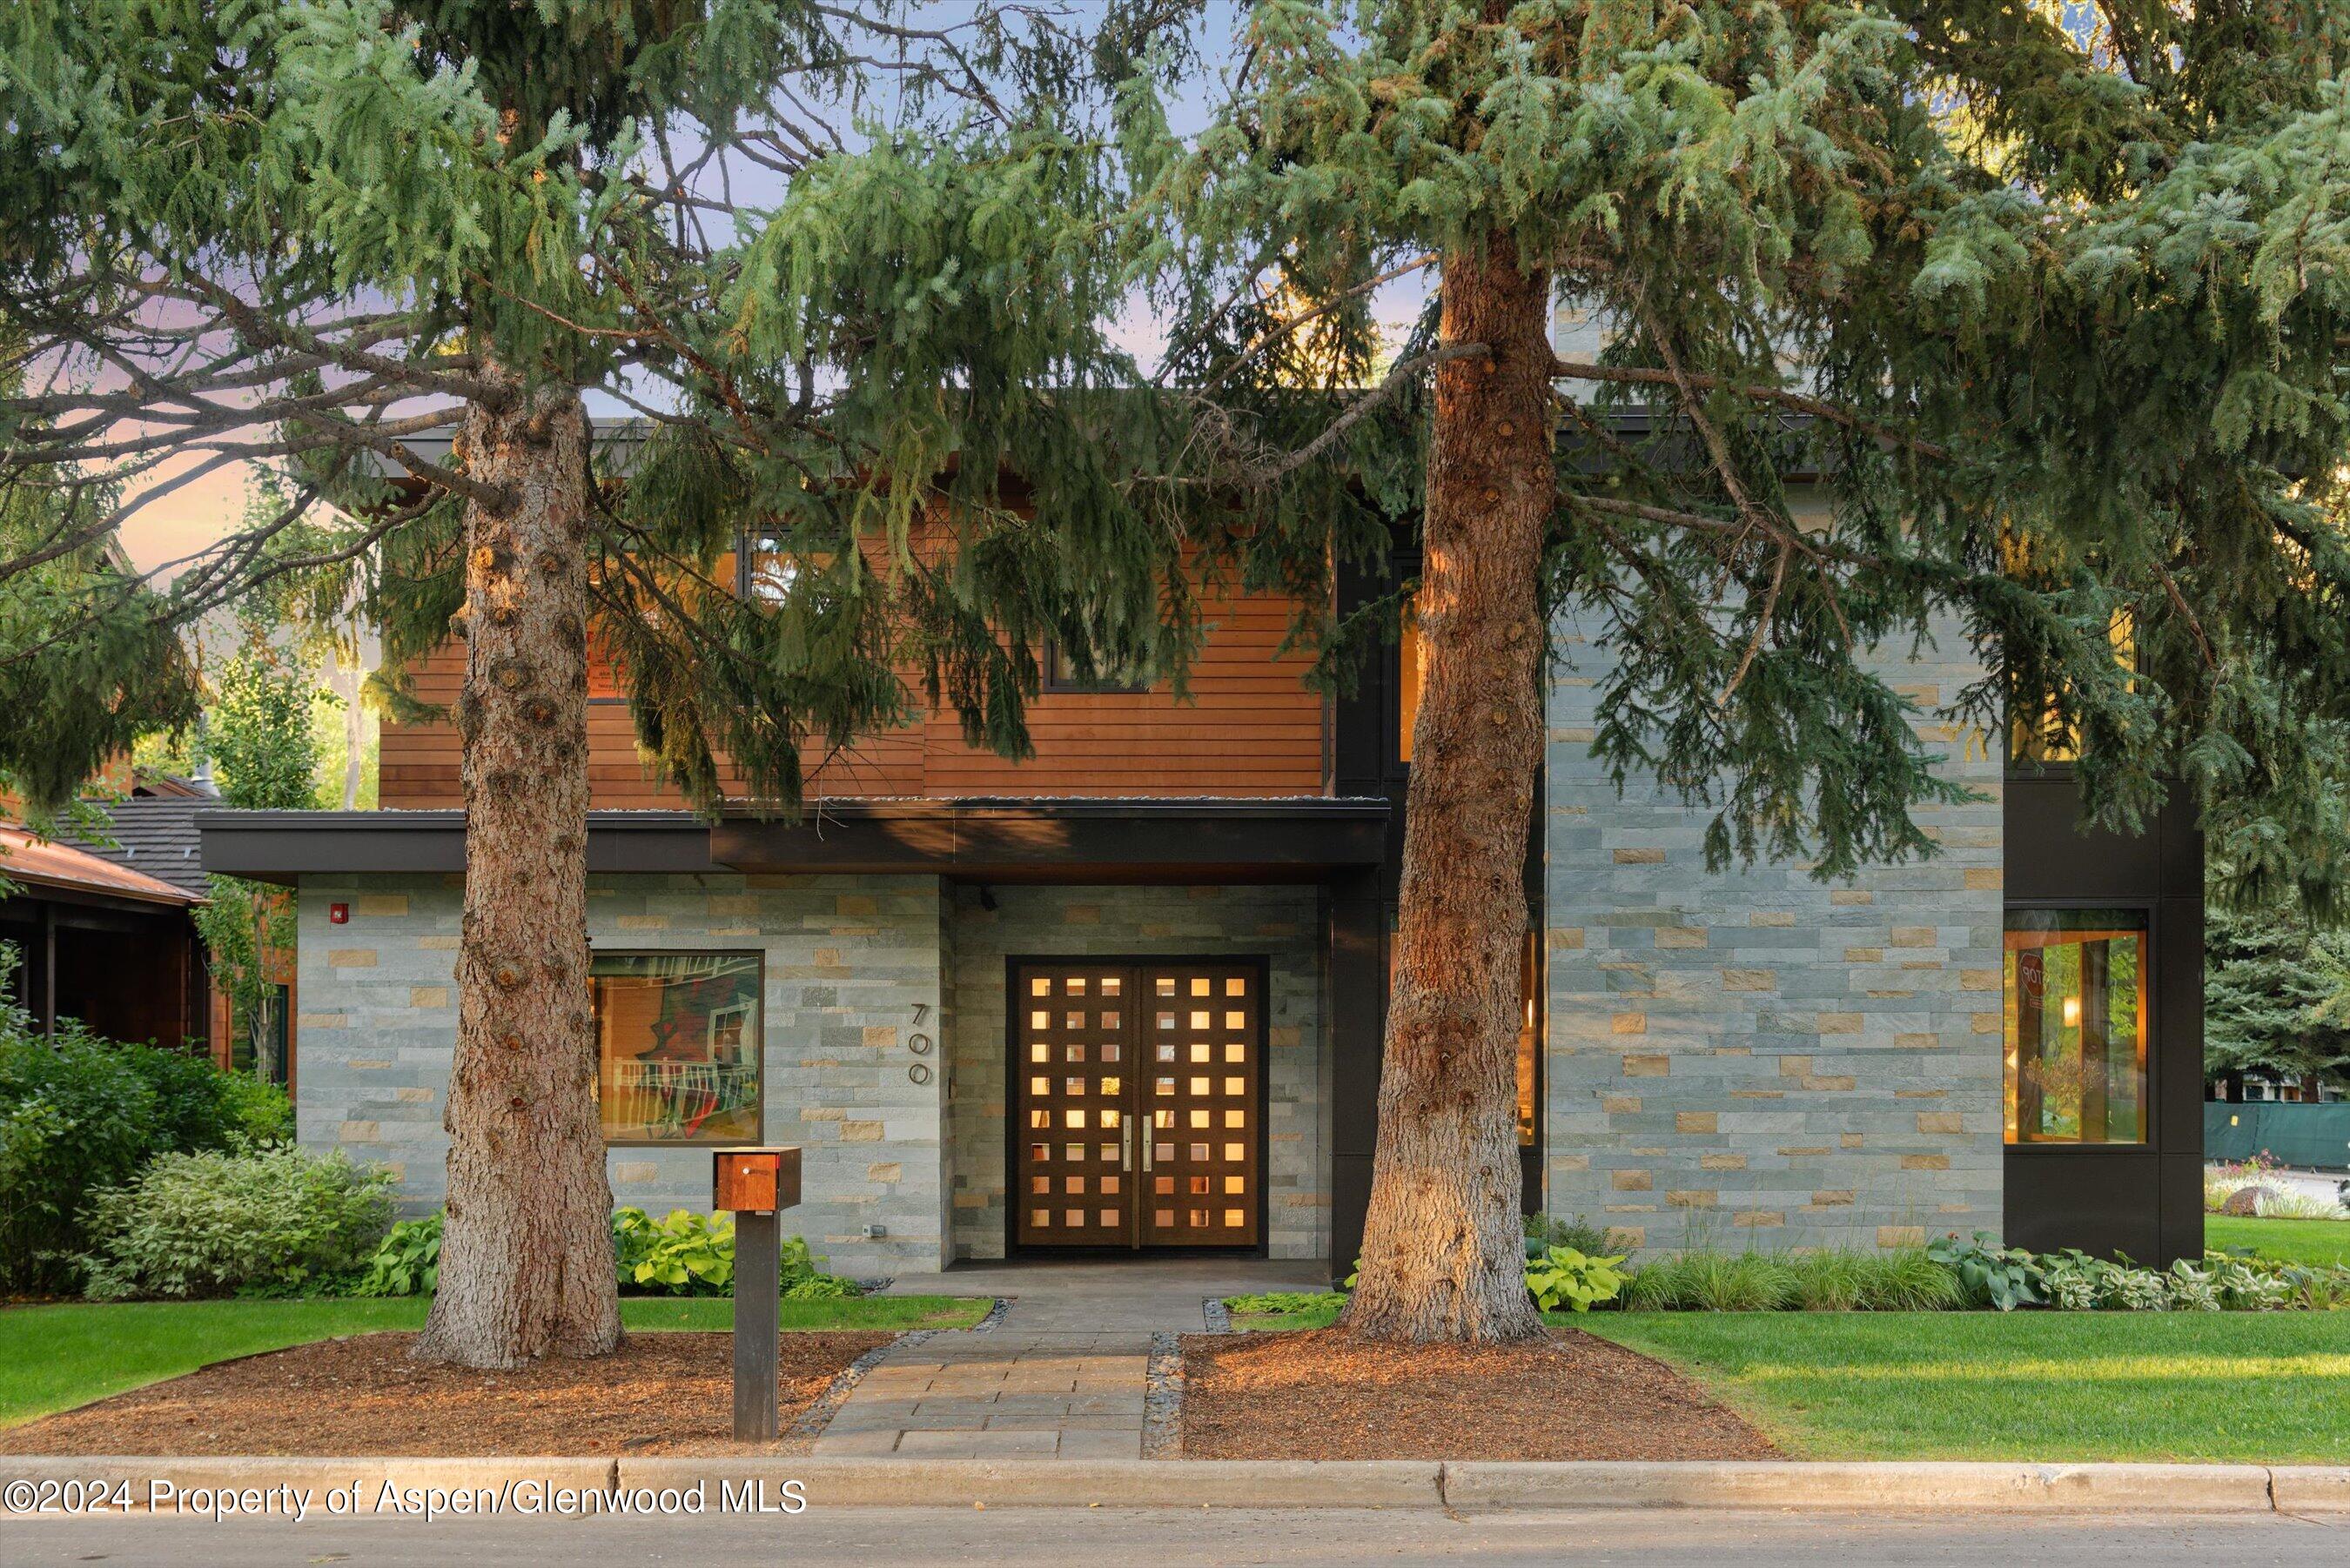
[1142, 1129, 1154, 1172]
[1122, 1121, 1133, 1171]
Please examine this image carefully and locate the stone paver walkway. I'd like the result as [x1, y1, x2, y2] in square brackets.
[811, 1258, 1324, 1459]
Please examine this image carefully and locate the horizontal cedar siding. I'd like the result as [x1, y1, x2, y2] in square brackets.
[378, 585, 1325, 807]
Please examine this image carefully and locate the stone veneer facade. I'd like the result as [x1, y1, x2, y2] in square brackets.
[1541, 610, 2007, 1252]
[295, 871, 950, 1278]
[294, 872, 1331, 1275]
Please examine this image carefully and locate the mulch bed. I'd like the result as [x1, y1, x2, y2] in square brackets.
[1178, 1327, 1778, 1462]
[0, 1330, 888, 1457]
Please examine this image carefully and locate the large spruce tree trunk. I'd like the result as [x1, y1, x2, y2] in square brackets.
[412, 366, 621, 1369]
[1340, 238, 1552, 1344]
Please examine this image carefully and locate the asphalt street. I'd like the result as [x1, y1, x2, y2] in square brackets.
[3, 1506, 2347, 1566]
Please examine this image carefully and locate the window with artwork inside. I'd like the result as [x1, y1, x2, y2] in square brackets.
[591, 952, 762, 1144]
[2004, 910, 2148, 1144]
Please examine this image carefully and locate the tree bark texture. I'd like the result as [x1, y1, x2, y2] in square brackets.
[1340, 238, 1552, 1344]
[412, 365, 621, 1369]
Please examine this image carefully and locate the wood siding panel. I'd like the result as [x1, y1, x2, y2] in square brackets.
[379, 583, 1326, 808]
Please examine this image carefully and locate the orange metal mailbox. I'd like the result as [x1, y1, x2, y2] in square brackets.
[712, 1146, 802, 1214]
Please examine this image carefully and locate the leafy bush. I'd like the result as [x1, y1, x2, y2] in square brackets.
[1523, 1213, 1641, 1262]
[352, 1214, 443, 1297]
[1525, 1245, 1628, 1312]
[613, 1208, 735, 1296]
[609, 1208, 860, 1298]
[126, 1042, 291, 1154]
[0, 1005, 294, 1291]
[78, 1145, 395, 1300]
[1928, 1231, 2045, 1311]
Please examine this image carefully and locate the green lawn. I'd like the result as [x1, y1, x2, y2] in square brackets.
[2207, 1214, 2350, 1267]
[0, 1295, 990, 1430]
[1584, 1312, 2350, 1464]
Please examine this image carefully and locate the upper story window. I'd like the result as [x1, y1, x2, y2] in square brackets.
[2010, 610, 2136, 767]
[592, 952, 762, 1144]
[738, 533, 802, 605]
[1043, 638, 1156, 694]
[2004, 909, 2149, 1145]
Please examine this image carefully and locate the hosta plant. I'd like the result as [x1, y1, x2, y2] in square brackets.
[1525, 1246, 1629, 1313]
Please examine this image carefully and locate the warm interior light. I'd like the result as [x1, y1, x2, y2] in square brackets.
[2061, 995, 2081, 1028]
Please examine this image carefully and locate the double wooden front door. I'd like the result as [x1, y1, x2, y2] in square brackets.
[1012, 961, 1265, 1250]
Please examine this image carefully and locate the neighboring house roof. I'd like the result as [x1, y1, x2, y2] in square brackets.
[59, 795, 215, 898]
[131, 771, 218, 800]
[0, 823, 203, 907]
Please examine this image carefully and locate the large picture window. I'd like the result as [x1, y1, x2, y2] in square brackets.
[591, 953, 762, 1144]
[2004, 910, 2149, 1145]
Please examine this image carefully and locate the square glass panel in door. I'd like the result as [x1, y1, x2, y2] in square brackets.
[1012, 964, 1138, 1246]
[1137, 964, 1262, 1247]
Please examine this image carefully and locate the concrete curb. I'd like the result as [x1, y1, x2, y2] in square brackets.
[3, 1457, 2341, 1514]
[1439, 1460, 2281, 1513]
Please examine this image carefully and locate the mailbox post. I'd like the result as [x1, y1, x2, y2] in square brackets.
[712, 1146, 802, 1441]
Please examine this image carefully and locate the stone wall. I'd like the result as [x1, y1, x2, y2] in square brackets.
[943, 883, 1330, 1261]
[1541, 611, 2005, 1252]
[293, 871, 950, 1277]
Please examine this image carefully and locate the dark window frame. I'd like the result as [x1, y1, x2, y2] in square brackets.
[590, 947, 767, 1149]
[2001, 900, 2159, 1151]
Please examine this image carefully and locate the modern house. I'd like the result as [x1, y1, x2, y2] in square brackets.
[199, 474, 2205, 1278]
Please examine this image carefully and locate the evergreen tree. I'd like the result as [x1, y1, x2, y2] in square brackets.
[0, 1, 1165, 1366]
[2206, 902, 2350, 1097]
[1116, 2, 2350, 1337]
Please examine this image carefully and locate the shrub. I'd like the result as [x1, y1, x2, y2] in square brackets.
[1524, 1213, 1641, 1262]
[2252, 1188, 2349, 1221]
[1225, 1290, 1346, 1316]
[1, 1017, 164, 1292]
[0, 1005, 294, 1292]
[78, 1145, 395, 1300]
[609, 1207, 860, 1298]
[1624, 1250, 1799, 1311]
[352, 1214, 443, 1297]
[1525, 1245, 1629, 1312]
[1928, 1231, 2045, 1310]
[613, 1208, 735, 1296]
[1781, 1248, 1964, 1312]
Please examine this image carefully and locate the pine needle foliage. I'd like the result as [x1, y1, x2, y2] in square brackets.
[0, 0, 1198, 820]
[1116, 1, 2350, 901]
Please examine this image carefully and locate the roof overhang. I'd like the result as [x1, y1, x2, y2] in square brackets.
[198, 810, 711, 884]
[714, 797, 1389, 882]
[198, 799, 1390, 887]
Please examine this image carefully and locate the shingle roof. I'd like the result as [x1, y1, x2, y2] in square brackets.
[60, 795, 215, 897]
[0, 824, 202, 906]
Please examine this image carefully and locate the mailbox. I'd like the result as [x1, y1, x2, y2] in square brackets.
[713, 1146, 801, 1214]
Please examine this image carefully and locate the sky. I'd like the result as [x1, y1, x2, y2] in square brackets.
[107, 2, 1429, 580]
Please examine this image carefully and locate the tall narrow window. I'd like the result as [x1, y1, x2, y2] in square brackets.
[2004, 911, 2148, 1144]
[592, 952, 762, 1143]
[1398, 594, 1426, 762]
[1516, 929, 1541, 1146]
